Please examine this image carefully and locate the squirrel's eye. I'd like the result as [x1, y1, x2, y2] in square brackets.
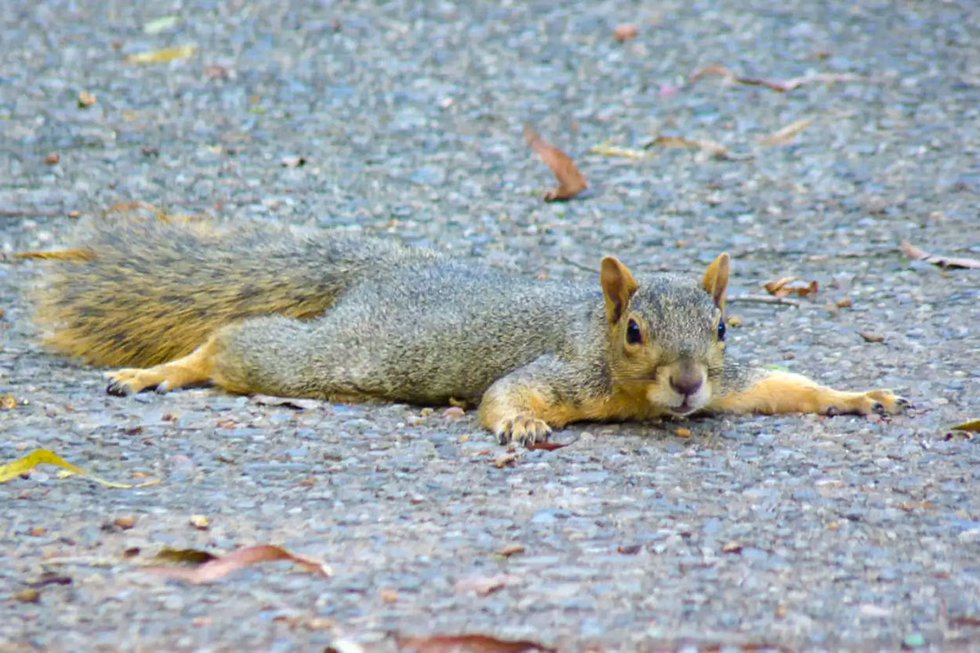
[626, 319, 642, 344]
[717, 320, 726, 341]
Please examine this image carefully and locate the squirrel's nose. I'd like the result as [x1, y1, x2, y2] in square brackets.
[670, 372, 703, 397]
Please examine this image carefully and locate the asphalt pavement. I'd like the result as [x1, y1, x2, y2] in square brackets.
[1, 1, 978, 651]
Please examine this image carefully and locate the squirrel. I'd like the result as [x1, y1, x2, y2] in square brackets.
[31, 216, 908, 445]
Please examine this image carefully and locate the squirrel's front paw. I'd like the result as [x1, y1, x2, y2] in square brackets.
[826, 389, 912, 417]
[495, 414, 552, 447]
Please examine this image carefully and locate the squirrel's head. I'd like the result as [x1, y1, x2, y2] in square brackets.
[600, 253, 729, 417]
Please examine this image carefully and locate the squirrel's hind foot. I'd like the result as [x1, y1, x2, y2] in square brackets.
[104, 341, 217, 396]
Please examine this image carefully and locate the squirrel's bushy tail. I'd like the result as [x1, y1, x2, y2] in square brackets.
[33, 216, 429, 367]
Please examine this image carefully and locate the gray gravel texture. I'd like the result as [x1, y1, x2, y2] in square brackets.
[1, 0, 978, 651]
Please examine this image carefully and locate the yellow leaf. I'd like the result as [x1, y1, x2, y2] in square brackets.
[950, 419, 980, 432]
[126, 45, 198, 65]
[0, 449, 154, 488]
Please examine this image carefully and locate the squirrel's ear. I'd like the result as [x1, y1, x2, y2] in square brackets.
[600, 256, 639, 323]
[702, 252, 730, 312]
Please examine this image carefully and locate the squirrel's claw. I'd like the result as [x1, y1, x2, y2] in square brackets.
[820, 389, 911, 417]
[495, 414, 552, 447]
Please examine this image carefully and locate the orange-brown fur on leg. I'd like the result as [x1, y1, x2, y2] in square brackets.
[106, 336, 219, 395]
[709, 369, 908, 416]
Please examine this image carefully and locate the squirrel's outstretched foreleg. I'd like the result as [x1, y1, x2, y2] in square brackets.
[708, 367, 910, 416]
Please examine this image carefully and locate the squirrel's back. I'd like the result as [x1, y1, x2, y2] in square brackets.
[34, 217, 439, 367]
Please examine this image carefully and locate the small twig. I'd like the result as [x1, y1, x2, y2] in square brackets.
[0, 209, 69, 218]
[729, 294, 801, 307]
[560, 256, 598, 273]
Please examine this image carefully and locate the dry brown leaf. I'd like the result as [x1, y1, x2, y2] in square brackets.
[900, 241, 980, 269]
[613, 24, 639, 42]
[763, 276, 819, 298]
[858, 331, 886, 343]
[454, 573, 520, 596]
[524, 124, 588, 201]
[189, 514, 210, 530]
[77, 91, 97, 108]
[674, 427, 692, 438]
[648, 135, 731, 160]
[114, 515, 137, 530]
[759, 118, 813, 146]
[397, 634, 555, 653]
[496, 543, 525, 557]
[145, 544, 332, 583]
[44, 152, 61, 165]
[526, 440, 569, 451]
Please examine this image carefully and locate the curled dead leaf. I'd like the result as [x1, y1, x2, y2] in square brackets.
[524, 124, 588, 201]
[763, 276, 819, 298]
[145, 544, 332, 583]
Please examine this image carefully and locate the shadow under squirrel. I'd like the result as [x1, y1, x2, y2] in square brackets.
[33, 217, 908, 444]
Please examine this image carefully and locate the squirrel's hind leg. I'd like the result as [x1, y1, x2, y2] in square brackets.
[106, 337, 218, 395]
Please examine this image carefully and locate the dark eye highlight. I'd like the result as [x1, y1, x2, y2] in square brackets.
[626, 319, 643, 344]
[717, 320, 726, 341]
